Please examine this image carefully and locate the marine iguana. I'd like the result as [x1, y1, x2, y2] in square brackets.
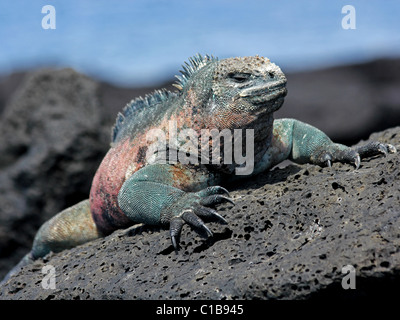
[2, 54, 396, 283]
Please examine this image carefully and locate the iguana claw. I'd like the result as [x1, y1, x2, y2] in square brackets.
[200, 195, 235, 206]
[354, 154, 361, 170]
[194, 205, 228, 224]
[374, 143, 397, 157]
[387, 144, 397, 154]
[169, 209, 214, 250]
[168, 185, 234, 250]
[197, 186, 230, 197]
[321, 153, 332, 167]
[170, 217, 184, 250]
[321, 141, 395, 170]
[182, 210, 213, 236]
[355, 141, 397, 159]
[378, 144, 388, 157]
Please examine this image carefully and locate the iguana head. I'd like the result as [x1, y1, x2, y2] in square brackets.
[210, 55, 287, 128]
[175, 54, 287, 130]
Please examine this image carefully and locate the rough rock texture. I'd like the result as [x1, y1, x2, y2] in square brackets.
[0, 69, 111, 278]
[1, 127, 399, 300]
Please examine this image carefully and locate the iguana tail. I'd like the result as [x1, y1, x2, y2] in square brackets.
[1, 199, 102, 285]
[0, 253, 35, 286]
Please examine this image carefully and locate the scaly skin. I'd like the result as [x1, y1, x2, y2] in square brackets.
[2, 54, 396, 283]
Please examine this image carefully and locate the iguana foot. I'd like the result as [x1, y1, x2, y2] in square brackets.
[318, 142, 396, 169]
[354, 141, 397, 160]
[318, 149, 361, 169]
[167, 186, 234, 250]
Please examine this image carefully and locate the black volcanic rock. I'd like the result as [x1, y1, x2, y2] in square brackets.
[0, 69, 111, 279]
[0, 127, 399, 300]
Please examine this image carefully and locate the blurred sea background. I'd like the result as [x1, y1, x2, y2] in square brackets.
[1, 0, 400, 86]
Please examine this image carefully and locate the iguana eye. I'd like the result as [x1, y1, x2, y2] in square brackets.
[228, 72, 251, 83]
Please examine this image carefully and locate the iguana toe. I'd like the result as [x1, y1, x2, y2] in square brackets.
[170, 217, 185, 250]
[355, 141, 397, 159]
[193, 204, 228, 224]
[181, 209, 213, 238]
[374, 142, 396, 156]
[320, 153, 332, 167]
[319, 148, 360, 169]
[196, 185, 235, 206]
[354, 154, 361, 170]
[199, 194, 235, 206]
[169, 208, 214, 250]
[196, 186, 230, 197]
[387, 144, 397, 154]
[165, 185, 233, 249]
[322, 141, 396, 170]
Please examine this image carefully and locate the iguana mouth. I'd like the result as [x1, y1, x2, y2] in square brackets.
[239, 81, 287, 99]
[239, 81, 287, 106]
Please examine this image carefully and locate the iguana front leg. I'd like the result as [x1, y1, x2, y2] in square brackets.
[262, 118, 396, 170]
[118, 163, 233, 249]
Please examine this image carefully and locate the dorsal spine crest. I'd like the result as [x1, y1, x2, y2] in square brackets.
[112, 89, 176, 142]
[173, 54, 218, 91]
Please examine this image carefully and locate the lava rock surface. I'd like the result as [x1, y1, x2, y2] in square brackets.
[0, 69, 110, 278]
[1, 127, 399, 300]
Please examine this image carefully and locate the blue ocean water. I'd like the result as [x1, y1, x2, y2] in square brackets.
[0, 0, 399, 86]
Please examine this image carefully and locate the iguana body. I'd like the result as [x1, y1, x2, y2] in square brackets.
[2, 54, 396, 282]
